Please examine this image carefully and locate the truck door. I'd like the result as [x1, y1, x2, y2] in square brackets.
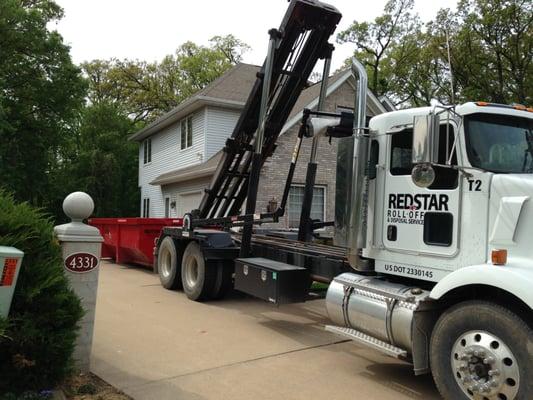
[383, 124, 460, 256]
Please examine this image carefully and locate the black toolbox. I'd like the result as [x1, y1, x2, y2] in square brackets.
[234, 257, 310, 304]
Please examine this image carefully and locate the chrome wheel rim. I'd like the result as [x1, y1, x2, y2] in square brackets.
[451, 330, 519, 400]
[160, 247, 172, 279]
[184, 255, 199, 288]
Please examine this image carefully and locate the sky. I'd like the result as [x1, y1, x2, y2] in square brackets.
[51, 0, 457, 71]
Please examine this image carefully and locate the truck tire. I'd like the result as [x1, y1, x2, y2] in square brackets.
[209, 260, 233, 300]
[181, 241, 217, 301]
[430, 300, 532, 400]
[157, 237, 182, 290]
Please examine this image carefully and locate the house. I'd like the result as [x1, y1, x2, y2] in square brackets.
[129, 62, 388, 229]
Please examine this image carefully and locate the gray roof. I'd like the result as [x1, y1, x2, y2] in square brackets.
[129, 63, 260, 142]
[201, 63, 259, 103]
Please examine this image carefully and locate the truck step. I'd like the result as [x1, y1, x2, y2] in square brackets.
[325, 325, 408, 359]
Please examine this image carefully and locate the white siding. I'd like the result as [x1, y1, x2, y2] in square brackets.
[162, 178, 211, 218]
[138, 109, 206, 217]
[204, 106, 240, 159]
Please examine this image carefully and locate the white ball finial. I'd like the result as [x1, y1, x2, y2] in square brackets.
[63, 192, 94, 221]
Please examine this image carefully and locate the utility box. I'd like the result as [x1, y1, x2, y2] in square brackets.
[234, 257, 310, 304]
[0, 246, 24, 318]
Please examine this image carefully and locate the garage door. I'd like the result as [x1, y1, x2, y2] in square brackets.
[177, 191, 203, 217]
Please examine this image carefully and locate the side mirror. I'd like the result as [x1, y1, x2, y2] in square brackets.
[412, 113, 440, 165]
[411, 163, 435, 188]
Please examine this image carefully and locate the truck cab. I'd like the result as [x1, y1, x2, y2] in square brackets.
[365, 103, 533, 290]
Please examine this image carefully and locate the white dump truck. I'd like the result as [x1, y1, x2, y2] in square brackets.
[153, 1, 533, 398]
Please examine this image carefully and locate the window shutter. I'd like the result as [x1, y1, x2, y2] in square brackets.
[187, 117, 193, 147]
[143, 140, 147, 164]
[181, 120, 186, 149]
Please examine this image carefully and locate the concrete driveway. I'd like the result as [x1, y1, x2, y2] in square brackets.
[92, 261, 441, 400]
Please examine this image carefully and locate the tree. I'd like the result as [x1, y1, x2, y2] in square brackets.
[382, 26, 453, 106]
[82, 35, 250, 123]
[339, 0, 532, 107]
[337, 0, 419, 96]
[447, 0, 532, 104]
[59, 103, 140, 218]
[0, 0, 87, 208]
[0, 3, 249, 221]
[210, 34, 251, 64]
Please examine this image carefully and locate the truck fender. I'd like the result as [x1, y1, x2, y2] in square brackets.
[429, 263, 533, 309]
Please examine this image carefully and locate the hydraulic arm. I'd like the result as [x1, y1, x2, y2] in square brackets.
[196, 0, 342, 222]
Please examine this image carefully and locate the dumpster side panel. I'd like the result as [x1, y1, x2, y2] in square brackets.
[90, 219, 118, 259]
[88, 218, 182, 268]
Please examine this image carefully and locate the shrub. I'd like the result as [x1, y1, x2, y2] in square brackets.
[0, 191, 83, 393]
[77, 383, 97, 395]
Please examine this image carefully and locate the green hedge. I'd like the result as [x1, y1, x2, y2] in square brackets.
[0, 192, 83, 393]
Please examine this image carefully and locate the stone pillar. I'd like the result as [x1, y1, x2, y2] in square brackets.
[54, 192, 103, 372]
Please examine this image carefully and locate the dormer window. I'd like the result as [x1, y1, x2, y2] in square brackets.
[180, 116, 193, 149]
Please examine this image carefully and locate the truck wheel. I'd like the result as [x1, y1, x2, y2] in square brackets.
[181, 241, 216, 301]
[209, 260, 234, 300]
[158, 237, 182, 290]
[430, 300, 532, 400]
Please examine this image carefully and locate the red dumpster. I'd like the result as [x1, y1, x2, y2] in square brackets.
[88, 218, 183, 268]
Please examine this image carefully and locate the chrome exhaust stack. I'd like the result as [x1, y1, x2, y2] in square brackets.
[334, 58, 371, 270]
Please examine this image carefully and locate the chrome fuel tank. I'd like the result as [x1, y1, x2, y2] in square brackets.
[326, 273, 429, 351]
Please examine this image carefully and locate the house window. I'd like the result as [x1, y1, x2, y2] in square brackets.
[142, 198, 150, 218]
[288, 186, 325, 228]
[143, 138, 152, 164]
[180, 116, 193, 149]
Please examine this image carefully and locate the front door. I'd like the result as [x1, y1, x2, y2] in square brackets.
[383, 124, 460, 257]
[164, 196, 171, 218]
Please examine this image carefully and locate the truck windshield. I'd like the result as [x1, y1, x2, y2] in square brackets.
[465, 113, 533, 173]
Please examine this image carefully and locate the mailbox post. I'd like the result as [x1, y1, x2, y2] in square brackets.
[54, 192, 103, 372]
[0, 247, 24, 318]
